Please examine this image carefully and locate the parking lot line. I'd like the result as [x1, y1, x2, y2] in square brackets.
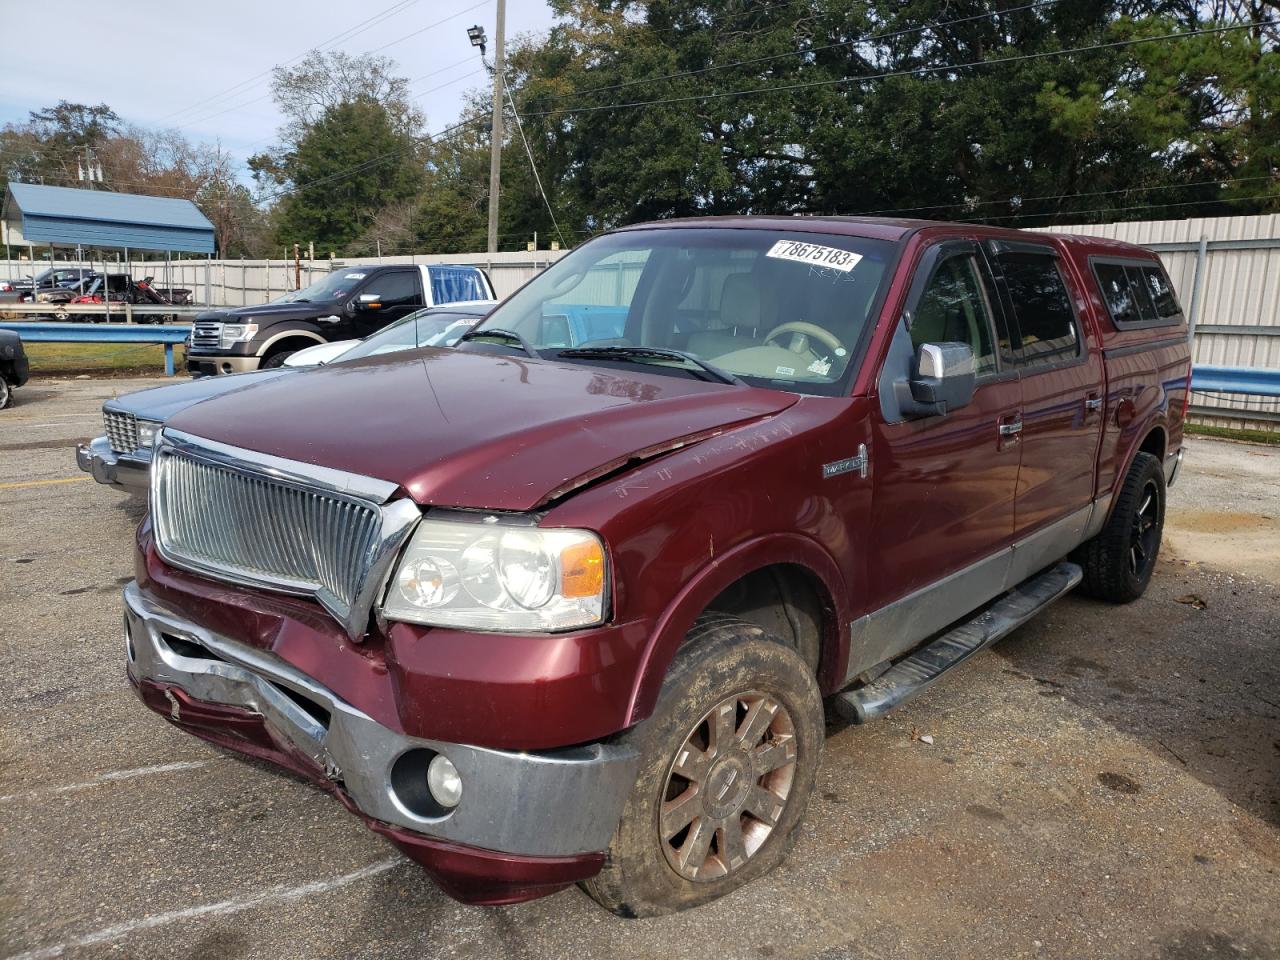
[0, 761, 216, 804]
[3, 857, 404, 960]
[0, 476, 93, 491]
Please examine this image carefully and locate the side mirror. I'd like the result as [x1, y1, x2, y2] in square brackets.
[908, 342, 976, 417]
[356, 293, 382, 311]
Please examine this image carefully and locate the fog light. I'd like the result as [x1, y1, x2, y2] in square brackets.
[426, 754, 462, 808]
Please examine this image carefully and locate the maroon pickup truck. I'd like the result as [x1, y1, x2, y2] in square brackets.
[124, 217, 1189, 915]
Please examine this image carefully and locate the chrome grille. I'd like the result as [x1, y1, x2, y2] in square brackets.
[152, 448, 384, 619]
[191, 320, 222, 350]
[103, 409, 139, 453]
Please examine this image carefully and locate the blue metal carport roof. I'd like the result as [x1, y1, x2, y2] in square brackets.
[2, 183, 215, 254]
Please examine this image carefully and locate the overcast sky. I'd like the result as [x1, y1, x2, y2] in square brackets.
[0, 0, 557, 179]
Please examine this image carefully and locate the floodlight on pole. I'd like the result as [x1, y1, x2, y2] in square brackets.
[467, 24, 487, 56]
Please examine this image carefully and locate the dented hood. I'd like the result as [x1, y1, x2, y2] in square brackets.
[165, 348, 798, 511]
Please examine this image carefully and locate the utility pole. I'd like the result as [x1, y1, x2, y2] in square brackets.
[294, 243, 301, 291]
[486, 0, 506, 254]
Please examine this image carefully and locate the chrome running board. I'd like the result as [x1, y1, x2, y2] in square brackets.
[834, 561, 1083, 724]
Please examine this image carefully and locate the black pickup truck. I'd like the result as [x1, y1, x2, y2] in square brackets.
[0, 329, 30, 409]
[186, 263, 495, 376]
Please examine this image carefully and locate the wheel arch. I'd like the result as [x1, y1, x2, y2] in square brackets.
[623, 533, 848, 728]
[254, 328, 328, 358]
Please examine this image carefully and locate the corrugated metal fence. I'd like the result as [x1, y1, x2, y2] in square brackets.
[1036, 213, 1280, 433]
[0, 251, 567, 307]
[6, 214, 1277, 430]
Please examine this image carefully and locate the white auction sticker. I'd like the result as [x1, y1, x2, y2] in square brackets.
[344, 272, 367, 280]
[766, 240, 862, 272]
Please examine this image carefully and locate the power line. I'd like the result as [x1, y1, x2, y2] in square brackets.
[254, 19, 1277, 212]
[366, 0, 491, 54]
[413, 68, 488, 102]
[256, 111, 488, 205]
[528, 0, 1061, 108]
[523, 19, 1278, 118]
[155, 0, 424, 123]
[504, 79, 568, 249]
[851, 174, 1280, 217]
[975, 189, 1280, 224]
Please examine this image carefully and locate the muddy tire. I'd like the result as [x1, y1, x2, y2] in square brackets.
[581, 615, 823, 917]
[1075, 452, 1165, 603]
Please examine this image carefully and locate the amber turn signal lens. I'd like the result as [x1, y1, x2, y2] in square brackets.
[560, 540, 605, 598]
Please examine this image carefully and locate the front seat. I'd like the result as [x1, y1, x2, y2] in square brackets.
[686, 273, 776, 358]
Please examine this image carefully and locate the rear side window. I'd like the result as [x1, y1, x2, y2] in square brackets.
[1092, 259, 1183, 328]
[1000, 257, 1081, 367]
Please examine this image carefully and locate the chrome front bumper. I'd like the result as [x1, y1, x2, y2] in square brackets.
[186, 354, 261, 376]
[122, 583, 639, 857]
[76, 436, 150, 492]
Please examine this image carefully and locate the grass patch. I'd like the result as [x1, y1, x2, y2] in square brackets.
[26, 342, 186, 377]
[1187, 421, 1280, 446]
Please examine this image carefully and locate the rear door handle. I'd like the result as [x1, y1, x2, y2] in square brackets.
[998, 417, 1023, 438]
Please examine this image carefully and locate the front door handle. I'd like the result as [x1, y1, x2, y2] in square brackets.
[997, 414, 1023, 450]
[1084, 395, 1103, 413]
[998, 417, 1023, 438]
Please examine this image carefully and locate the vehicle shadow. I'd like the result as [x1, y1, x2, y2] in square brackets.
[993, 559, 1280, 828]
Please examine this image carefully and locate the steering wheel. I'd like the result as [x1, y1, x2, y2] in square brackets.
[765, 321, 846, 357]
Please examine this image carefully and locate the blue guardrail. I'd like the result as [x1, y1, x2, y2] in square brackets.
[1191, 365, 1280, 398]
[0, 321, 190, 376]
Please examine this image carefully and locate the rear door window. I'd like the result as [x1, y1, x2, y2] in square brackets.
[1092, 259, 1183, 328]
[1000, 256, 1081, 367]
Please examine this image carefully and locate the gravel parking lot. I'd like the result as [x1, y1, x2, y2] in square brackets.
[2, 376, 1277, 960]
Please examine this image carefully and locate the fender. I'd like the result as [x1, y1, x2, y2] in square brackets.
[623, 532, 849, 727]
[254, 327, 328, 357]
[1097, 398, 1170, 536]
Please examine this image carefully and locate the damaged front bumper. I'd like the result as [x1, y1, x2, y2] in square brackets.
[123, 582, 640, 904]
[76, 436, 150, 492]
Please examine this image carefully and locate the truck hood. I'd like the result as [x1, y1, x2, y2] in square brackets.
[166, 348, 800, 511]
[109, 368, 300, 422]
[196, 300, 339, 323]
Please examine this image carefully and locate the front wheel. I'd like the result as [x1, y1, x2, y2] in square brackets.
[0, 377, 13, 410]
[1075, 451, 1166, 603]
[260, 350, 295, 369]
[582, 615, 823, 917]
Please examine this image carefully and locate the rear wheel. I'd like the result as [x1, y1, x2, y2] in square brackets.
[582, 615, 823, 917]
[0, 376, 13, 410]
[1076, 451, 1165, 603]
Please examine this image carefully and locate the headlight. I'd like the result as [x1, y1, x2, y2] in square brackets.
[383, 519, 607, 631]
[136, 421, 162, 448]
[219, 322, 257, 349]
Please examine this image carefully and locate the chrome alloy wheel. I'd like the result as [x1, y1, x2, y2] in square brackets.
[1129, 479, 1161, 578]
[659, 691, 798, 882]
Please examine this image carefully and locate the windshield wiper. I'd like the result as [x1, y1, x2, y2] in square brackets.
[459, 327, 540, 358]
[555, 346, 745, 386]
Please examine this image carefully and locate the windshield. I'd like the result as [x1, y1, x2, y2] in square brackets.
[469, 227, 894, 395]
[273, 269, 370, 303]
[337, 308, 483, 362]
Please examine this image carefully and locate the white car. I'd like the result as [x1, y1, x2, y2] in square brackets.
[283, 300, 497, 367]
